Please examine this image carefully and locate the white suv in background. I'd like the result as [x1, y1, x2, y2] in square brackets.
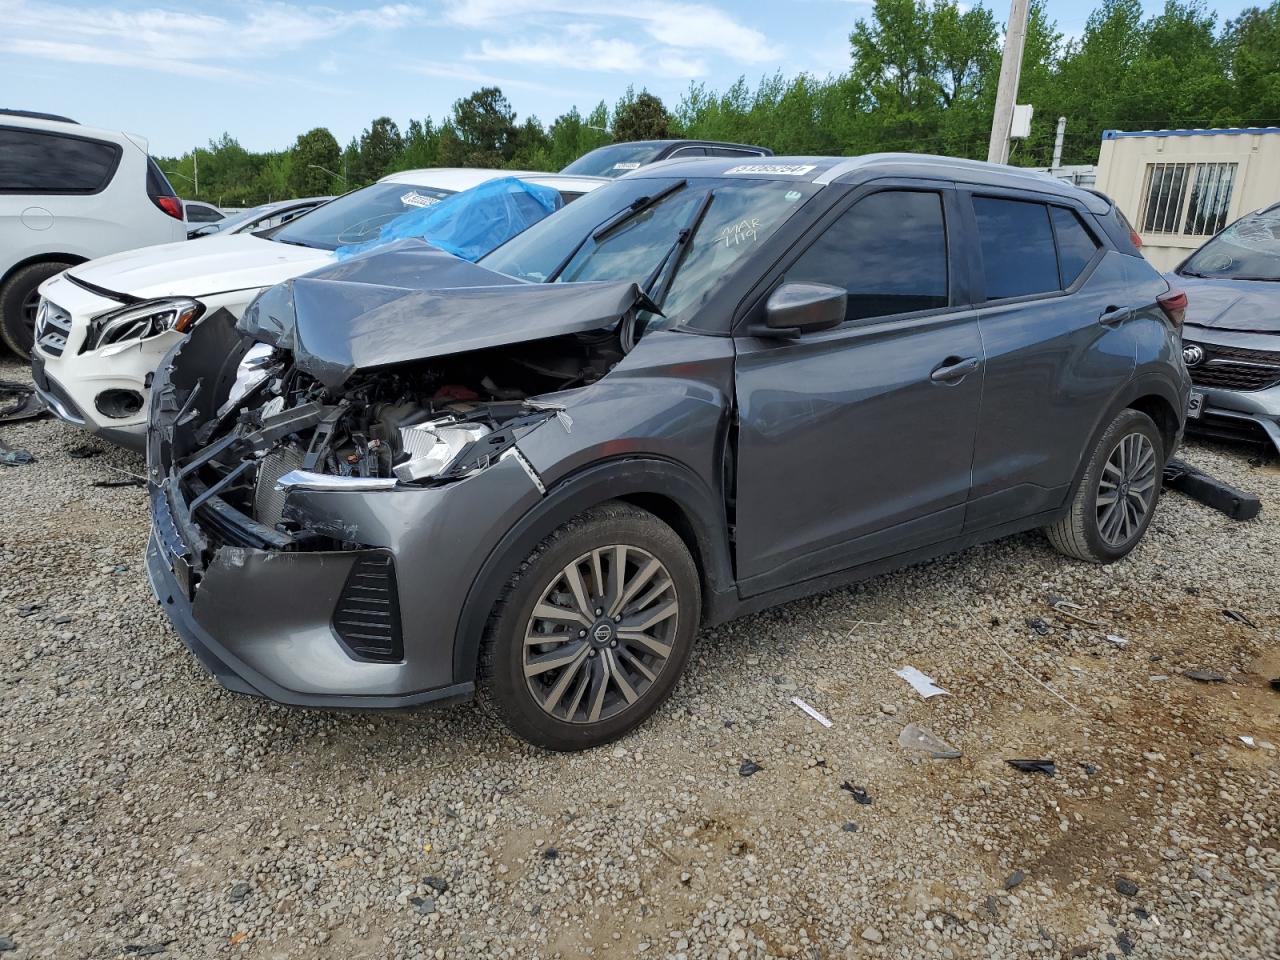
[0, 110, 187, 355]
[31, 168, 604, 450]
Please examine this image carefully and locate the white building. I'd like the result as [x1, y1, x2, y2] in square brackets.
[1095, 127, 1280, 271]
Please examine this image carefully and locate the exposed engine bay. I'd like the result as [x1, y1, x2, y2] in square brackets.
[168, 330, 621, 554]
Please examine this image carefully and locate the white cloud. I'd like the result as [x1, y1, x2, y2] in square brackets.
[0, 1, 421, 78]
[442, 0, 780, 63]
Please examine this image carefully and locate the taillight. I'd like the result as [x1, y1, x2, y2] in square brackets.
[1158, 288, 1187, 331]
[1129, 228, 1143, 249]
[152, 195, 183, 220]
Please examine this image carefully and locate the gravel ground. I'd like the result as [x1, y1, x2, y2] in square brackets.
[2, 355, 1278, 960]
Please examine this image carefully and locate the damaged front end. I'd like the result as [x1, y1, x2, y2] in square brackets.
[145, 253, 650, 705]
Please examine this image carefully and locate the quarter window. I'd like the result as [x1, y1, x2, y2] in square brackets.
[973, 197, 1059, 300]
[0, 127, 121, 194]
[1139, 161, 1236, 236]
[1051, 206, 1101, 287]
[787, 190, 949, 322]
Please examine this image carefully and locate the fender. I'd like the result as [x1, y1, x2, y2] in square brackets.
[1, 251, 88, 286]
[1067, 371, 1188, 501]
[450, 455, 735, 683]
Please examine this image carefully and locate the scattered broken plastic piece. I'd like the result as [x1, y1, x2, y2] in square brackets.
[1115, 876, 1139, 897]
[1223, 609, 1258, 628]
[67, 445, 101, 459]
[1004, 869, 1026, 890]
[1149, 675, 1170, 681]
[1183, 669, 1227, 683]
[1239, 736, 1257, 749]
[1163, 457, 1262, 521]
[790, 697, 832, 728]
[1046, 597, 1104, 627]
[1025, 616, 1051, 636]
[0, 443, 35, 466]
[92, 477, 146, 488]
[1007, 759, 1056, 777]
[840, 782, 872, 804]
[739, 759, 763, 777]
[894, 665, 949, 698]
[1105, 634, 1128, 648]
[898, 722, 961, 759]
[1271, 678, 1280, 693]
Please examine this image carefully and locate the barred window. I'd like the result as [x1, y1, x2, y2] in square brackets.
[1139, 161, 1236, 237]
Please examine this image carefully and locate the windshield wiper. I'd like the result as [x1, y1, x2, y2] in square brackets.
[272, 237, 315, 248]
[546, 179, 688, 283]
[641, 189, 715, 304]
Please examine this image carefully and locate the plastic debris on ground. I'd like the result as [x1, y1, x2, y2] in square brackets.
[0, 441, 35, 466]
[1046, 596, 1104, 627]
[1007, 759, 1056, 777]
[1163, 456, 1262, 521]
[738, 759, 763, 777]
[68, 445, 101, 459]
[334, 177, 563, 262]
[92, 477, 146, 488]
[1183, 669, 1227, 683]
[1271, 678, 1280, 693]
[1115, 876, 1139, 896]
[1105, 634, 1128, 648]
[1026, 616, 1051, 636]
[1004, 869, 1026, 890]
[898, 722, 962, 759]
[0, 379, 49, 424]
[840, 782, 872, 804]
[1239, 736, 1257, 749]
[1223, 609, 1258, 628]
[790, 696, 833, 728]
[893, 665, 949, 698]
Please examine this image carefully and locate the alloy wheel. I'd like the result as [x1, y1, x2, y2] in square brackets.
[523, 544, 679, 724]
[1096, 432, 1157, 547]
[21, 287, 40, 336]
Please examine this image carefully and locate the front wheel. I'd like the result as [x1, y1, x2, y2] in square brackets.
[1045, 408, 1164, 563]
[478, 502, 701, 751]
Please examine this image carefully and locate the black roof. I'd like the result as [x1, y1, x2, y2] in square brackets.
[0, 108, 77, 124]
[623, 153, 1111, 213]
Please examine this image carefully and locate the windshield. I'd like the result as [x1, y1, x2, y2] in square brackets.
[561, 143, 665, 178]
[271, 182, 455, 250]
[480, 176, 818, 325]
[1181, 213, 1280, 281]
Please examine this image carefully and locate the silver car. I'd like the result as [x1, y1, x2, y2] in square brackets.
[1173, 202, 1280, 453]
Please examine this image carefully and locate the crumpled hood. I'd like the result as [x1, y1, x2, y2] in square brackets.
[1172, 274, 1280, 334]
[67, 232, 332, 300]
[239, 239, 654, 390]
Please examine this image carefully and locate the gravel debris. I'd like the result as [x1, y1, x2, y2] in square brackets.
[2, 355, 1279, 958]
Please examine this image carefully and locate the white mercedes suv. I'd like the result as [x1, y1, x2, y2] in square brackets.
[31, 168, 604, 450]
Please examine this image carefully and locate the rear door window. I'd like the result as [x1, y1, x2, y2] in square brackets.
[1051, 206, 1101, 286]
[0, 127, 122, 194]
[973, 197, 1059, 299]
[787, 189, 949, 322]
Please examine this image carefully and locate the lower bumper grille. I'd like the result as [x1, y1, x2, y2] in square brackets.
[332, 552, 403, 662]
[1186, 340, 1280, 391]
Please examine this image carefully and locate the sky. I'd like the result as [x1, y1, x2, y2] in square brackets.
[0, 0, 1261, 156]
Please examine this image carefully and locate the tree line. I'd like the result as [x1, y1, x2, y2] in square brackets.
[157, 0, 1280, 207]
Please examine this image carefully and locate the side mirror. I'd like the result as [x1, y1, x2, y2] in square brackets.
[759, 282, 846, 337]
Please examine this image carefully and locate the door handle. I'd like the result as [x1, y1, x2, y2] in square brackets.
[930, 356, 980, 383]
[1098, 305, 1132, 325]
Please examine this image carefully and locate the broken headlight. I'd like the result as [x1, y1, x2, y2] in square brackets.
[394, 421, 492, 482]
[82, 297, 204, 352]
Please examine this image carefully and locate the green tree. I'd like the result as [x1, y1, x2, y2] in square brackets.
[357, 116, 403, 183]
[1225, 2, 1280, 121]
[613, 88, 673, 141]
[442, 87, 518, 167]
[287, 127, 341, 195]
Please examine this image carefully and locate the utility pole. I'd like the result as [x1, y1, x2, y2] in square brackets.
[1051, 116, 1066, 169]
[193, 149, 199, 196]
[987, 0, 1031, 165]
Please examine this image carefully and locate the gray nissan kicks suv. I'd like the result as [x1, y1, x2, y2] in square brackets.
[147, 155, 1190, 750]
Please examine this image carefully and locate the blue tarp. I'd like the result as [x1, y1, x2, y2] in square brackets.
[334, 176, 562, 262]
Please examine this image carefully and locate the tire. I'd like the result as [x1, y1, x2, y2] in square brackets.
[478, 501, 701, 751]
[0, 261, 73, 357]
[1045, 408, 1165, 563]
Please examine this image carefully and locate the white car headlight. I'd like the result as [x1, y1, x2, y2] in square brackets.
[83, 298, 204, 352]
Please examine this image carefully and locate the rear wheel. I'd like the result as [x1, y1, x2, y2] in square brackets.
[1046, 408, 1164, 563]
[478, 502, 701, 751]
[0, 260, 73, 357]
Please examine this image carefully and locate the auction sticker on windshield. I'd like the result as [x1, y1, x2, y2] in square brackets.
[613, 162, 641, 171]
[401, 191, 441, 208]
[724, 164, 817, 176]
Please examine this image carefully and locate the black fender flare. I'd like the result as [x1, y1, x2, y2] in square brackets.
[451, 455, 734, 683]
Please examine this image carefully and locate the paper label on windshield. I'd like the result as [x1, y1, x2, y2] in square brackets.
[612, 162, 641, 171]
[401, 190, 441, 208]
[724, 163, 817, 176]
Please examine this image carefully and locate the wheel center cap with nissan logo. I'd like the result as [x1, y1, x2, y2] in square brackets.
[592, 621, 615, 645]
